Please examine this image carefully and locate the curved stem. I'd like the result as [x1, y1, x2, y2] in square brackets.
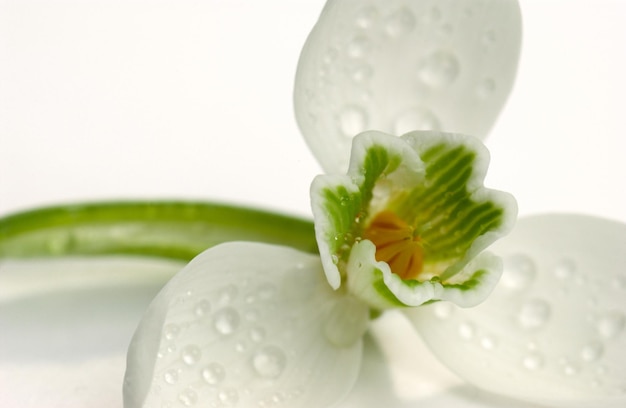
[0, 201, 318, 262]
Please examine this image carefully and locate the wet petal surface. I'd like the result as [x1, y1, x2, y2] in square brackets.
[123, 242, 368, 408]
[406, 214, 626, 408]
[294, 0, 522, 173]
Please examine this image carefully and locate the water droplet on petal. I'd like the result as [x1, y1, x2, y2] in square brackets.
[522, 353, 544, 370]
[433, 302, 454, 319]
[202, 363, 226, 385]
[554, 259, 577, 279]
[182, 345, 202, 365]
[178, 388, 198, 406]
[351, 64, 373, 83]
[501, 254, 536, 290]
[418, 51, 459, 87]
[214, 307, 240, 335]
[597, 311, 625, 339]
[394, 108, 441, 134]
[385, 7, 416, 37]
[518, 299, 551, 330]
[194, 300, 211, 317]
[218, 388, 239, 406]
[164, 369, 179, 385]
[458, 322, 475, 340]
[581, 341, 604, 362]
[480, 336, 497, 350]
[338, 105, 368, 137]
[561, 360, 580, 376]
[163, 324, 180, 341]
[252, 345, 287, 379]
[346, 36, 371, 59]
[218, 285, 238, 304]
[355, 6, 379, 29]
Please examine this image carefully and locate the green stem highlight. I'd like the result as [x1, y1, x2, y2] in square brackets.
[0, 201, 318, 262]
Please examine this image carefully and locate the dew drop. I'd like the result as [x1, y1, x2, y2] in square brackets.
[518, 299, 551, 330]
[418, 51, 459, 87]
[322, 48, 338, 65]
[480, 336, 497, 350]
[218, 285, 238, 304]
[476, 78, 496, 99]
[433, 301, 454, 319]
[581, 341, 604, 362]
[218, 388, 239, 406]
[194, 300, 211, 317]
[351, 64, 373, 83]
[338, 105, 368, 137]
[385, 7, 416, 37]
[250, 327, 266, 343]
[202, 362, 226, 385]
[331, 254, 340, 265]
[554, 258, 577, 279]
[458, 322, 475, 340]
[164, 369, 179, 385]
[393, 107, 441, 134]
[561, 360, 580, 376]
[182, 345, 202, 365]
[235, 341, 247, 353]
[522, 353, 544, 370]
[213, 308, 241, 335]
[252, 345, 287, 379]
[346, 36, 371, 59]
[597, 311, 625, 339]
[355, 6, 379, 29]
[163, 324, 180, 341]
[178, 388, 198, 406]
[502, 254, 536, 290]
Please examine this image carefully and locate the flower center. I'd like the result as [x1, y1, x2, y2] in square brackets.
[363, 210, 424, 280]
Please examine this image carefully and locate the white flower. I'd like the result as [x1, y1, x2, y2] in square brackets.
[311, 130, 516, 310]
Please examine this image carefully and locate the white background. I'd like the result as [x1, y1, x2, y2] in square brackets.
[1, 1, 625, 407]
[1, 0, 625, 223]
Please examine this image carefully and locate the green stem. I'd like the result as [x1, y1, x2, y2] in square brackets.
[0, 201, 318, 262]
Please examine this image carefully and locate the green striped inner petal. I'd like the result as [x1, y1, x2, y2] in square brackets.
[389, 137, 508, 281]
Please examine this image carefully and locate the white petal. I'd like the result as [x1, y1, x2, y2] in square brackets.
[405, 214, 626, 407]
[123, 242, 368, 408]
[294, 0, 522, 173]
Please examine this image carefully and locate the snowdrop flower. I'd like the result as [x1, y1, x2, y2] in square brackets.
[310, 130, 516, 310]
[1, 1, 624, 408]
[123, 1, 523, 406]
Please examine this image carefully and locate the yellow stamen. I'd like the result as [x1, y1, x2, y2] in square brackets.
[363, 210, 424, 280]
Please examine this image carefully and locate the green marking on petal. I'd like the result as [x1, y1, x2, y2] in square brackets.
[311, 130, 516, 309]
